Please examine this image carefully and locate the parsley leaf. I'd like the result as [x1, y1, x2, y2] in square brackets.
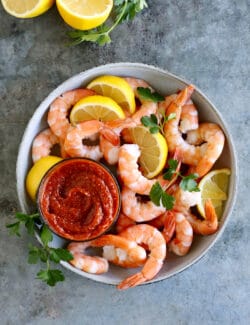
[137, 87, 165, 102]
[40, 224, 53, 246]
[180, 174, 200, 192]
[37, 269, 65, 287]
[67, 0, 148, 46]
[150, 182, 175, 210]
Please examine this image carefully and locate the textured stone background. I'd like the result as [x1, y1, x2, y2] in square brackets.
[0, 1, 250, 324]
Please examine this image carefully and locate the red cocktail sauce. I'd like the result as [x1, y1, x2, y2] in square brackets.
[38, 158, 121, 241]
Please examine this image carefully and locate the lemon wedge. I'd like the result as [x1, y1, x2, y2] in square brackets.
[129, 126, 168, 179]
[197, 168, 231, 219]
[26, 156, 62, 202]
[56, 0, 113, 30]
[87, 75, 136, 114]
[70, 95, 125, 124]
[1, 0, 54, 18]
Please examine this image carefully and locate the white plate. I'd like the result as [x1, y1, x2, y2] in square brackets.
[16, 63, 238, 285]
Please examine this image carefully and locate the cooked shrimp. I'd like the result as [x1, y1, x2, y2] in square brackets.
[162, 211, 176, 243]
[32, 128, 59, 162]
[164, 86, 225, 177]
[172, 185, 201, 213]
[118, 144, 158, 195]
[169, 212, 193, 256]
[67, 242, 108, 274]
[117, 224, 167, 289]
[64, 120, 118, 160]
[186, 123, 225, 177]
[91, 234, 147, 268]
[100, 119, 136, 165]
[124, 77, 153, 101]
[121, 186, 166, 222]
[159, 93, 198, 133]
[132, 101, 158, 124]
[47, 88, 95, 141]
[185, 199, 218, 235]
[115, 213, 136, 233]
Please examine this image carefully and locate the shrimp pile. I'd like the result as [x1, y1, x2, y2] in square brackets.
[31, 77, 226, 290]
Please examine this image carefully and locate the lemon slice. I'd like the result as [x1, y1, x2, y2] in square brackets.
[26, 156, 62, 202]
[70, 95, 125, 124]
[1, 0, 54, 18]
[87, 75, 136, 114]
[197, 168, 231, 219]
[129, 126, 168, 179]
[56, 0, 113, 30]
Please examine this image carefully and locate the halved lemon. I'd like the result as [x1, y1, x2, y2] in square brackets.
[87, 75, 136, 114]
[70, 95, 125, 124]
[129, 126, 168, 179]
[1, 0, 54, 18]
[56, 0, 113, 30]
[197, 168, 231, 219]
[26, 155, 62, 202]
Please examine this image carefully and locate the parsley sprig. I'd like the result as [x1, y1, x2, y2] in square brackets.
[67, 0, 148, 46]
[150, 182, 175, 210]
[163, 159, 200, 192]
[6, 213, 73, 286]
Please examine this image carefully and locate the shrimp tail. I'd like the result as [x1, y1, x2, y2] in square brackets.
[204, 199, 218, 234]
[101, 127, 120, 146]
[117, 272, 146, 290]
[162, 211, 176, 243]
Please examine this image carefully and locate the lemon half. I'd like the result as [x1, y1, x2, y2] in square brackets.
[56, 0, 113, 30]
[197, 168, 231, 219]
[129, 126, 168, 179]
[1, 0, 54, 18]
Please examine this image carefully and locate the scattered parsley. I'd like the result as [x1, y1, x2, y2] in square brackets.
[6, 212, 73, 287]
[67, 0, 148, 46]
[137, 87, 165, 103]
[141, 112, 176, 135]
[150, 182, 175, 210]
[163, 159, 200, 192]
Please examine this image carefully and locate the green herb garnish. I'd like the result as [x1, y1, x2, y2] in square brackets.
[150, 182, 175, 210]
[141, 112, 176, 135]
[6, 212, 73, 287]
[163, 159, 200, 192]
[67, 0, 148, 46]
[137, 87, 165, 103]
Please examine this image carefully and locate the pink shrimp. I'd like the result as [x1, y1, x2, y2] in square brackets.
[67, 242, 109, 274]
[121, 186, 166, 222]
[32, 128, 59, 162]
[164, 85, 225, 177]
[115, 213, 136, 234]
[185, 199, 218, 235]
[117, 224, 167, 289]
[168, 212, 193, 256]
[63, 120, 118, 160]
[47, 88, 95, 141]
[123, 77, 153, 101]
[118, 144, 159, 195]
[91, 234, 147, 268]
[100, 119, 136, 165]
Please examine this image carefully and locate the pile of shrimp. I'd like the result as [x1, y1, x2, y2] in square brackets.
[32, 77, 225, 290]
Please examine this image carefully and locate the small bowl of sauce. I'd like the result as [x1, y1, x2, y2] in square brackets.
[37, 158, 121, 241]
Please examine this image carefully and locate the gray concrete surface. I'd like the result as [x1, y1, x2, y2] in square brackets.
[0, 1, 250, 324]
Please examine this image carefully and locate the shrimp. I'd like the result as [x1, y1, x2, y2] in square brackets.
[91, 234, 147, 268]
[115, 213, 136, 233]
[186, 123, 225, 177]
[124, 77, 153, 101]
[168, 212, 193, 256]
[118, 144, 158, 195]
[47, 88, 95, 141]
[164, 85, 225, 177]
[100, 119, 136, 165]
[185, 199, 218, 235]
[159, 93, 198, 133]
[172, 185, 201, 213]
[63, 120, 118, 160]
[117, 224, 167, 289]
[67, 242, 108, 274]
[32, 128, 59, 163]
[121, 186, 166, 222]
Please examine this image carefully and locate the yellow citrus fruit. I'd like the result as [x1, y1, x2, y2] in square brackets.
[87, 75, 136, 114]
[26, 156, 62, 202]
[1, 0, 54, 18]
[70, 95, 125, 124]
[197, 168, 231, 220]
[129, 126, 168, 179]
[56, 0, 113, 30]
